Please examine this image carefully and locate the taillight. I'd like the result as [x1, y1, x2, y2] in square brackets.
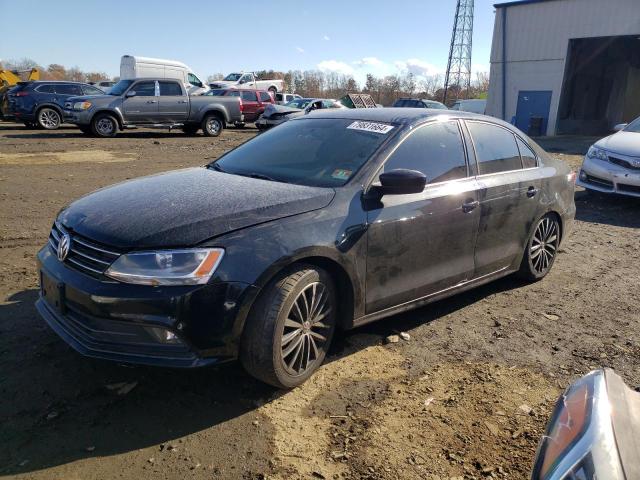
[15, 91, 30, 97]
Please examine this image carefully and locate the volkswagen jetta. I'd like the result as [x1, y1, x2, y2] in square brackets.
[37, 109, 575, 388]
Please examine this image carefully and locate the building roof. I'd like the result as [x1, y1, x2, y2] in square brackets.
[494, 0, 559, 8]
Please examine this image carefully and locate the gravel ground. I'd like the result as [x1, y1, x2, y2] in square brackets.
[0, 123, 638, 480]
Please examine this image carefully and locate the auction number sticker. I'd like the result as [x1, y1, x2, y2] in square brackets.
[347, 121, 394, 134]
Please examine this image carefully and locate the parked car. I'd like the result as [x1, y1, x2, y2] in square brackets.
[209, 72, 284, 94]
[255, 97, 345, 130]
[90, 81, 116, 92]
[62, 78, 243, 137]
[274, 92, 302, 105]
[37, 108, 575, 388]
[7, 80, 105, 129]
[120, 55, 209, 95]
[392, 98, 448, 110]
[203, 88, 274, 125]
[532, 369, 640, 479]
[451, 98, 487, 114]
[576, 118, 640, 197]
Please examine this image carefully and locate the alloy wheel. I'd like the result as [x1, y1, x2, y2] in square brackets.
[39, 108, 60, 129]
[530, 216, 559, 274]
[280, 282, 332, 376]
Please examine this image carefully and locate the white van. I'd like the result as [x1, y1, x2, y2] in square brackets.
[451, 99, 487, 114]
[119, 56, 209, 95]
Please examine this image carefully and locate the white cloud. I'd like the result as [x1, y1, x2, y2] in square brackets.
[295, 46, 305, 53]
[323, 35, 330, 41]
[317, 60, 355, 76]
[352, 56, 384, 67]
[394, 58, 444, 77]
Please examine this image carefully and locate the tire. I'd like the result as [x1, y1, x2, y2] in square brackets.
[201, 114, 223, 137]
[181, 125, 199, 135]
[240, 265, 337, 389]
[517, 213, 560, 282]
[91, 113, 118, 138]
[36, 107, 61, 130]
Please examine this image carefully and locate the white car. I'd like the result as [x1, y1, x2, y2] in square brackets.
[577, 118, 640, 197]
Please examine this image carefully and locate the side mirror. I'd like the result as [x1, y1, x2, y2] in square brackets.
[377, 169, 427, 196]
[125, 90, 137, 98]
[613, 123, 627, 132]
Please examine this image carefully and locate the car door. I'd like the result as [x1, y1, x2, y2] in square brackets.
[240, 90, 260, 121]
[158, 80, 188, 122]
[239, 73, 255, 88]
[365, 119, 480, 313]
[122, 80, 158, 123]
[464, 120, 542, 277]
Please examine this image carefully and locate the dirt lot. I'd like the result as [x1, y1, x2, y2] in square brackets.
[0, 123, 638, 480]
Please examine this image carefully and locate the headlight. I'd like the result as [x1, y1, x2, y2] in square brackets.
[105, 248, 224, 286]
[73, 101, 92, 110]
[587, 146, 608, 161]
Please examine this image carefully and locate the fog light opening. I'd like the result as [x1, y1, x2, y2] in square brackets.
[146, 327, 182, 344]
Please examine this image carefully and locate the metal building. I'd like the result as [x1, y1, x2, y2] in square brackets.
[486, 0, 640, 136]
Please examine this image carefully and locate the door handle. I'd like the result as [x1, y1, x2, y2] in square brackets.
[146, 100, 157, 104]
[526, 186, 539, 198]
[462, 199, 479, 213]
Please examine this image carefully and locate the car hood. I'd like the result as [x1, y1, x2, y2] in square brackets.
[597, 131, 640, 157]
[65, 94, 113, 105]
[58, 167, 335, 249]
[263, 103, 303, 118]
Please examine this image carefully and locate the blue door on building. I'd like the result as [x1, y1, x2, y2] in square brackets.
[515, 91, 552, 136]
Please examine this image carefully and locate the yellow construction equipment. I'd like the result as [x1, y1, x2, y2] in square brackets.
[0, 68, 40, 88]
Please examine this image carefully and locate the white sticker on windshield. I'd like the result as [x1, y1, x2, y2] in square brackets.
[347, 121, 394, 134]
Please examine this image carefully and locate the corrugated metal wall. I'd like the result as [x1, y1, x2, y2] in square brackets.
[486, 0, 640, 135]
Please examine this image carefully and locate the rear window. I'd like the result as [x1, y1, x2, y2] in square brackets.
[241, 91, 257, 101]
[517, 137, 538, 168]
[468, 122, 523, 174]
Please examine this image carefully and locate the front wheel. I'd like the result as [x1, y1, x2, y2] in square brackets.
[91, 113, 118, 137]
[240, 266, 337, 389]
[201, 114, 223, 137]
[517, 213, 560, 282]
[37, 107, 61, 130]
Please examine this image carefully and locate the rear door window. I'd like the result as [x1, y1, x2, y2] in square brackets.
[380, 120, 468, 184]
[467, 122, 523, 174]
[241, 91, 257, 102]
[516, 137, 538, 168]
[36, 84, 56, 93]
[55, 84, 83, 95]
[159, 81, 183, 96]
[259, 91, 272, 102]
[132, 81, 156, 96]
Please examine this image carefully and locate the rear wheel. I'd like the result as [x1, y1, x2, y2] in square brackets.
[37, 107, 61, 130]
[517, 213, 560, 281]
[201, 114, 223, 137]
[240, 265, 337, 389]
[91, 113, 118, 137]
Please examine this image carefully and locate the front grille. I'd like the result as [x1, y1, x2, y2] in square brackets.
[618, 183, 640, 194]
[49, 222, 121, 277]
[609, 156, 640, 171]
[584, 174, 613, 189]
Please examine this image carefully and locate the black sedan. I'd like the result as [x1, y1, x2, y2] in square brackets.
[36, 109, 575, 388]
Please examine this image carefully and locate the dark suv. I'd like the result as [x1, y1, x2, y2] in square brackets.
[393, 98, 448, 110]
[8, 81, 105, 129]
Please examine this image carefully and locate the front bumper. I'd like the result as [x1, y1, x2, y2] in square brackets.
[36, 246, 258, 368]
[577, 155, 640, 197]
[63, 109, 93, 125]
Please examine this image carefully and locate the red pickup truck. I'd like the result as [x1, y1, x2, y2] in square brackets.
[205, 88, 274, 126]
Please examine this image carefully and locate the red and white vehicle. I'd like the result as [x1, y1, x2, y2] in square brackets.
[204, 88, 275, 125]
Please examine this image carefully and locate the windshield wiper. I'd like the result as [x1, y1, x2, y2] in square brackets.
[245, 172, 278, 182]
[209, 163, 226, 173]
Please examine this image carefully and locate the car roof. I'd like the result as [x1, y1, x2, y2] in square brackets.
[27, 80, 87, 85]
[303, 107, 491, 126]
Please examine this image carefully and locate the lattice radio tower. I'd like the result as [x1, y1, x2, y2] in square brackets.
[443, 0, 474, 104]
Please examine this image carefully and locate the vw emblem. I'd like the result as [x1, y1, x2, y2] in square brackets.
[57, 233, 71, 261]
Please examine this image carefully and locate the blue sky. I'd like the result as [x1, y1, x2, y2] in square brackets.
[0, 0, 499, 84]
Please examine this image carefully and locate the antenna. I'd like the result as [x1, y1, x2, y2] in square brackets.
[443, 0, 474, 104]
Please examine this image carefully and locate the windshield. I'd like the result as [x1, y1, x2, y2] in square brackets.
[427, 102, 448, 110]
[223, 73, 242, 81]
[108, 80, 135, 96]
[285, 99, 312, 109]
[211, 118, 395, 187]
[624, 117, 640, 133]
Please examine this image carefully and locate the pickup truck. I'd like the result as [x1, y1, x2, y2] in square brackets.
[63, 78, 244, 137]
[209, 72, 284, 94]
